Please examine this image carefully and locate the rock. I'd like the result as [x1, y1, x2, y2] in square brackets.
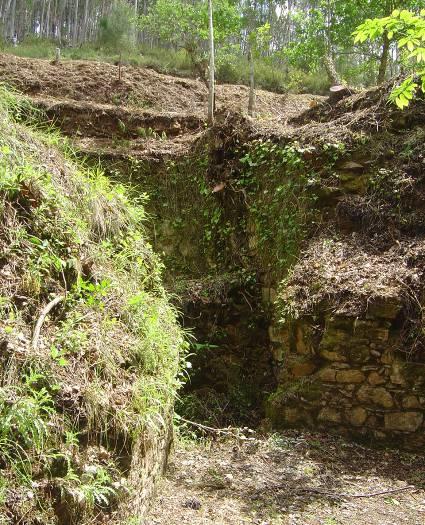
[381, 351, 394, 365]
[320, 349, 347, 362]
[390, 363, 407, 386]
[373, 431, 387, 440]
[268, 324, 288, 345]
[281, 407, 313, 426]
[338, 172, 367, 194]
[347, 407, 367, 426]
[349, 344, 371, 364]
[366, 415, 378, 428]
[316, 367, 337, 382]
[368, 371, 386, 386]
[182, 497, 202, 510]
[367, 298, 401, 320]
[357, 385, 394, 408]
[341, 160, 364, 171]
[336, 369, 365, 384]
[291, 361, 317, 378]
[318, 407, 341, 423]
[384, 412, 423, 432]
[295, 324, 313, 355]
[353, 321, 389, 342]
[402, 395, 421, 409]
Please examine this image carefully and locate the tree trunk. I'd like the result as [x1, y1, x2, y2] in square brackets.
[324, 53, 341, 86]
[133, 0, 138, 46]
[248, 48, 255, 118]
[377, 33, 390, 84]
[207, 0, 215, 125]
[323, 0, 341, 87]
[45, 1, 51, 39]
[82, 0, 89, 42]
[40, 0, 45, 38]
[73, 0, 79, 45]
[9, 0, 16, 39]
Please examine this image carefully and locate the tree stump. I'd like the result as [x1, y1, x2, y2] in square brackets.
[329, 85, 352, 104]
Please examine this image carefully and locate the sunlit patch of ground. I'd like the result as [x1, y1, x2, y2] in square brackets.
[146, 430, 425, 525]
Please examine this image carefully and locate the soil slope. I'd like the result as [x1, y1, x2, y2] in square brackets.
[0, 54, 318, 121]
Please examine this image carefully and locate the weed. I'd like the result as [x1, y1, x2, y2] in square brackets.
[0, 82, 185, 521]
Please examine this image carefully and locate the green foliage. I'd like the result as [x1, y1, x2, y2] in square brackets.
[0, 84, 186, 521]
[282, 1, 373, 74]
[238, 139, 318, 274]
[75, 467, 117, 510]
[97, 0, 136, 53]
[0, 372, 56, 482]
[354, 9, 425, 107]
[140, 0, 240, 79]
[248, 23, 271, 58]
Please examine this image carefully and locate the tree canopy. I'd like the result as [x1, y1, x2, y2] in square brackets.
[2, 0, 425, 94]
[354, 8, 425, 108]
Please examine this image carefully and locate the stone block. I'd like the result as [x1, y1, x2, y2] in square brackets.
[282, 407, 301, 424]
[366, 415, 378, 428]
[279, 407, 314, 427]
[347, 407, 367, 426]
[318, 407, 341, 423]
[290, 361, 317, 378]
[321, 327, 351, 346]
[316, 367, 337, 382]
[320, 349, 347, 362]
[335, 369, 365, 384]
[367, 298, 401, 320]
[390, 363, 407, 386]
[357, 385, 394, 408]
[337, 172, 367, 194]
[368, 371, 386, 386]
[402, 396, 421, 409]
[349, 344, 371, 364]
[384, 412, 423, 432]
[381, 351, 394, 365]
[268, 324, 288, 345]
[295, 324, 313, 355]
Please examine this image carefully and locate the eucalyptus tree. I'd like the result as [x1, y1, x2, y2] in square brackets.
[208, 0, 214, 123]
[140, 0, 240, 86]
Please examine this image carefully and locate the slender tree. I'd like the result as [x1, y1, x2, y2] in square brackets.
[208, 0, 215, 124]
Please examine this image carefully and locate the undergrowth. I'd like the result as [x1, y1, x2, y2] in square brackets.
[1, 39, 330, 94]
[0, 84, 187, 524]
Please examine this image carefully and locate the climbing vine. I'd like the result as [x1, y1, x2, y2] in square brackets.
[237, 139, 319, 276]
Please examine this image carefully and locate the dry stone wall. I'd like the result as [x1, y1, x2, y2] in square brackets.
[266, 296, 425, 449]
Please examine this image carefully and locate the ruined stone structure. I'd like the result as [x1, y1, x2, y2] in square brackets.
[7, 53, 424, 450]
[267, 302, 425, 449]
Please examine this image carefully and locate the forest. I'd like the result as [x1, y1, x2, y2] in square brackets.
[1, 2, 425, 525]
[1, 0, 424, 93]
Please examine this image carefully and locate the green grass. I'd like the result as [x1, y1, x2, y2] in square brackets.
[0, 84, 187, 523]
[1, 37, 331, 94]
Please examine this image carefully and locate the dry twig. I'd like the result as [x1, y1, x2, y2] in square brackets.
[32, 296, 64, 350]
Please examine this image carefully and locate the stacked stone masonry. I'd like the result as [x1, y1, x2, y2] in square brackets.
[267, 297, 425, 450]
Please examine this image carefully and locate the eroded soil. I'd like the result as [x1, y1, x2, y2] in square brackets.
[146, 430, 425, 525]
[0, 54, 319, 122]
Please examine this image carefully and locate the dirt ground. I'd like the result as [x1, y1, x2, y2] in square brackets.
[145, 429, 425, 525]
[0, 54, 320, 123]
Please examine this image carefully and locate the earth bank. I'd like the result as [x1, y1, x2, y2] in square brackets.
[0, 84, 185, 524]
[2, 54, 423, 448]
[1, 54, 425, 523]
